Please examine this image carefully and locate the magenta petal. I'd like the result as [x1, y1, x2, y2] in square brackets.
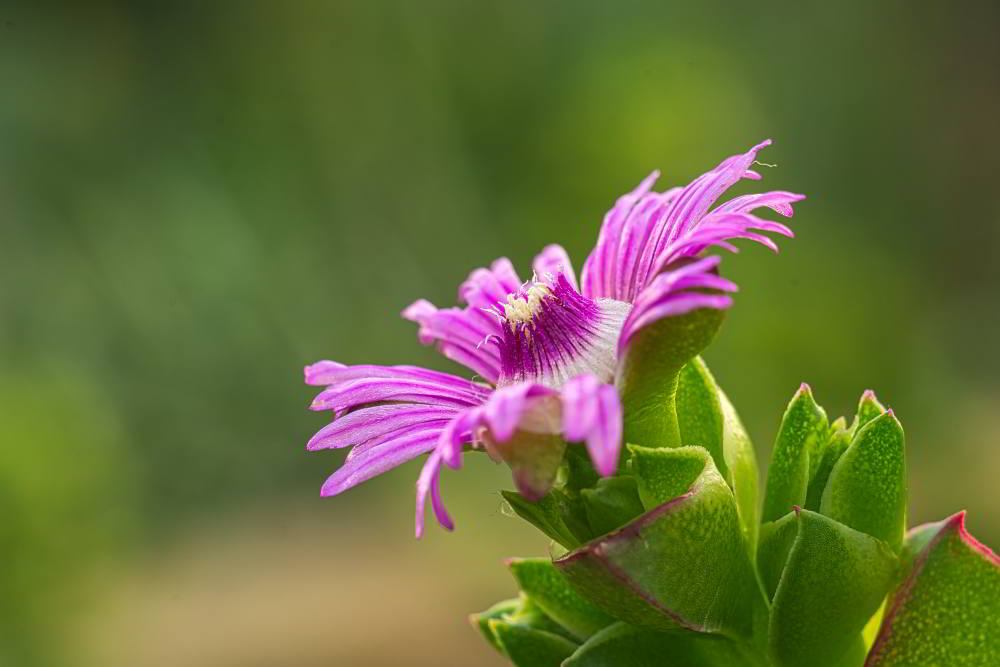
[532, 244, 579, 291]
[560, 375, 623, 477]
[320, 429, 440, 497]
[482, 383, 557, 442]
[414, 450, 444, 538]
[307, 404, 460, 451]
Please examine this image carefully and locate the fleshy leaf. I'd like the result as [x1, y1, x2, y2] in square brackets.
[676, 358, 760, 550]
[555, 446, 759, 637]
[853, 389, 885, 433]
[580, 476, 645, 537]
[563, 621, 769, 667]
[507, 558, 615, 639]
[617, 308, 726, 449]
[804, 416, 851, 511]
[471, 597, 521, 654]
[820, 410, 906, 550]
[718, 384, 761, 554]
[501, 488, 588, 550]
[762, 383, 828, 523]
[865, 512, 1000, 666]
[768, 509, 899, 667]
[676, 357, 728, 479]
[488, 619, 579, 667]
[757, 510, 799, 600]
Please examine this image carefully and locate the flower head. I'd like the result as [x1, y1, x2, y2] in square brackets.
[305, 140, 803, 536]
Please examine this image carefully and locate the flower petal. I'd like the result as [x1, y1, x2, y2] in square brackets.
[320, 427, 441, 497]
[618, 256, 738, 352]
[561, 375, 623, 477]
[532, 243, 579, 291]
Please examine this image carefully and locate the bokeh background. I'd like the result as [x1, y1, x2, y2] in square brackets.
[2, 1, 999, 665]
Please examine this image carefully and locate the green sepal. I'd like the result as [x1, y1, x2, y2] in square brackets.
[488, 618, 579, 667]
[507, 558, 615, 639]
[580, 476, 645, 538]
[628, 444, 707, 509]
[617, 308, 726, 449]
[470, 597, 521, 654]
[768, 509, 899, 667]
[762, 383, 829, 523]
[501, 488, 589, 550]
[490, 431, 567, 502]
[820, 410, 906, 550]
[555, 446, 759, 637]
[865, 512, 1000, 666]
[563, 621, 769, 667]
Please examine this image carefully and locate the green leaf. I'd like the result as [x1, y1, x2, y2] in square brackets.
[617, 308, 726, 449]
[762, 384, 828, 523]
[501, 488, 589, 550]
[628, 444, 707, 510]
[488, 619, 579, 667]
[555, 446, 760, 638]
[853, 389, 885, 433]
[675, 358, 761, 551]
[676, 357, 728, 480]
[507, 558, 615, 639]
[768, 509, 899, 667]
[580, 476, 645, 537]
[718, 385, 761, 554]
[820, 410, 906, 550]
[865, 512, 1000, 666]
[563, 621, 769, 667]
[804, 416, 851, 511]
[757, 511, 799, 600]
[470, 597, 521, 654]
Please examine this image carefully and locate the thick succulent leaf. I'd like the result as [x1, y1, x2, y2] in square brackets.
[865, 512, 1000, 666]
[676, 357, 728, 479]
[762, 384, 828, 523]
[676, 357, 760, 551]
[501, 488, 589, 550]
[757, 511, 799, 600]
[769, 509, 899, 667]
[820, 410, 905, 550]
[804, 416, 851, 511]
[563, 622, 769, 667]
[471, 597, 521, 653]
[580, 476, 645, 537]
[718, 385, 760, 554]
[853, 389, 885, 433]
[488, 619, 579, 667]
[555, 446, 759, 637]
[629, 444, 707, 509]
[617, 308, 726, 449]
[507, 558, 615, 639]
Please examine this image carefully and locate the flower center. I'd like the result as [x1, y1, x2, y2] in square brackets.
[490, 274, 630, 388]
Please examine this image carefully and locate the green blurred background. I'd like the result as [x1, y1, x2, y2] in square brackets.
[2, 1, 998, 665]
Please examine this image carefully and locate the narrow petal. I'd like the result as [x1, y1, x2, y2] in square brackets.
[581, 170, 661, 299]
[415, 450, 444, 538]
[560, 375, 623, 477]
[310, 376, 489, 412]
[307, 404, 460, 451]
[532, 244, 579, 291]
[618, 256, 738, 351]
[402, 300, 502, 382]
[320, 428, 440, 497]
